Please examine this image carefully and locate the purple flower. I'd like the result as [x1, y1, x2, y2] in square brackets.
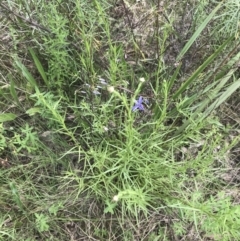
[132, 96, 145, 111]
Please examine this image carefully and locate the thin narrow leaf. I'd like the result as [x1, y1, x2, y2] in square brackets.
[176, 2, 222, 62]
[174, 61, 239, 135]
[8, 75, 20, 105]
[29, 48, 49, 88]
[213, 47, 240, 82]
[173, 35, 234, 99]
[168, 62, 182, 92]
[26, 107, 41, 116]
[9, 182, 24, 211]
[15, 60, 37, 88]
[203, 78, 240, 117]
[0, 113, 17, 122]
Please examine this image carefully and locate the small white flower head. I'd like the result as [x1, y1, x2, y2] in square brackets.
[113, 195, 119, 202]
[103, 126, 109, 132]
[139, 77, 145, 83]
[107, 86, 115, 93]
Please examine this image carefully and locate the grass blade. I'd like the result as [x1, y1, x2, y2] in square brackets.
[176, 2, 222, 62]
[9, 182, 24, 212]
[29, 48, 49, 88]
[173, 35, 234, 99]
[168, 63, 182, 92]
[203, 78, 240, 117]
[174, 63, 239, 136]
[8, 75, 20, 105]
[0, 113, 17, 122]
[15, 60, 38, 89]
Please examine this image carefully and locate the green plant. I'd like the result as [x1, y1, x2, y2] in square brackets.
[214, 0, 240, 39]
[35, 213, 50, 233]
[0, 0, 239, 240]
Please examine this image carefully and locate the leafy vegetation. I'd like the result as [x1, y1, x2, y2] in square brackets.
[0, 0, 239, 240]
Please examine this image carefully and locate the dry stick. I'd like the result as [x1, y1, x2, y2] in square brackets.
[155, 0, 160, 60]
[120, 0, 141, 66]
[120, 0, 136, 42]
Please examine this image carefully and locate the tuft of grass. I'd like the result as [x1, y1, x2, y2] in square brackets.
[0, 0, 239, 240]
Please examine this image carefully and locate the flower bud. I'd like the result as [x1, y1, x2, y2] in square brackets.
[113, 195, 119, 202]
[107, 86, 115, 93]
[139, 77, 145, 83]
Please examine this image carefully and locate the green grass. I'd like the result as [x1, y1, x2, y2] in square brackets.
[0, 0, 240, 240]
